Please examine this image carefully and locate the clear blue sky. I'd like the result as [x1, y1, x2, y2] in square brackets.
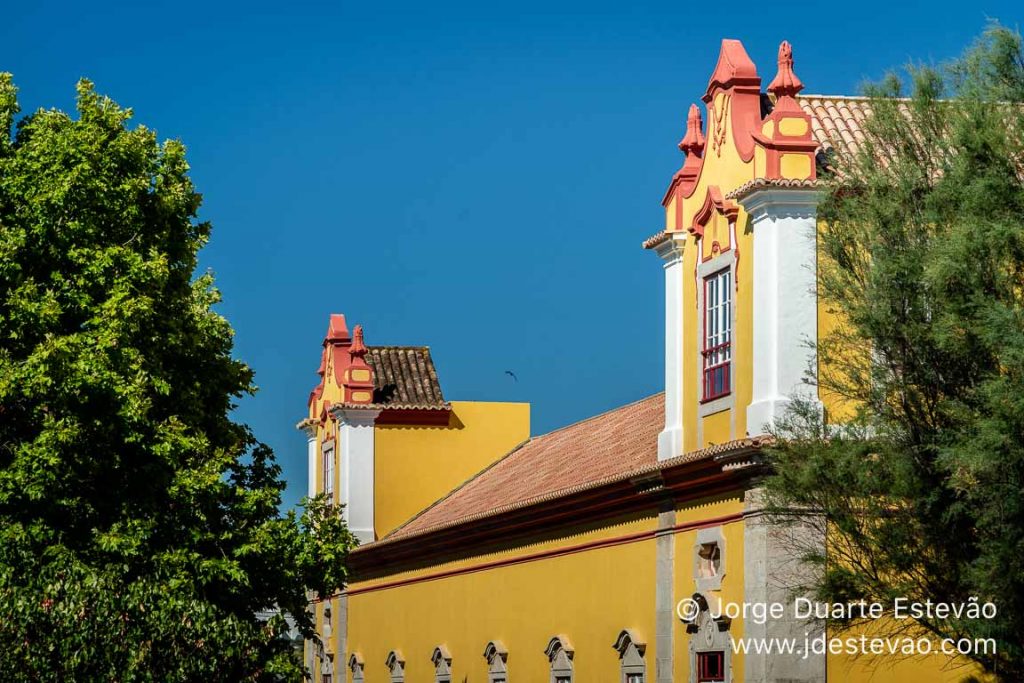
[4, 1, 1020, 509]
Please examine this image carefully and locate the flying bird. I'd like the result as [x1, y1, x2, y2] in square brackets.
[504, 370, 518, 382]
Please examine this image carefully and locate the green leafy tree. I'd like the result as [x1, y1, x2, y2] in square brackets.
[0, 77, 355, 681]
[765, 25, 1024, 681]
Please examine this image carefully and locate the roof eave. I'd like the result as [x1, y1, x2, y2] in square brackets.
[349, 438, 771, 575]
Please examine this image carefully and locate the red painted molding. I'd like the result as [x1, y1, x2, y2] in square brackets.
[662, 103, 707, 212]
[343, 324, 375, 405]
[753, 41, 817, 180]
[375, 408, 452, 426]
[689, 186, 739, 238]
[702, 39, 762, 163]
[704, 39, 759, 96]
[325, 313, 351, 344]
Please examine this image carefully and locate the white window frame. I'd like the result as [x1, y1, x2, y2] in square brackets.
[702, 268, 732, 402]
[696, 251, 737, 425]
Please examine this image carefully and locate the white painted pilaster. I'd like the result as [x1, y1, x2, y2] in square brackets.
[306, 434, 317, 500]
[739, 188, 823, 435]
[654, 234, 687, 461]
[333, 407, 381, 544]
[298, 421, 318, 501]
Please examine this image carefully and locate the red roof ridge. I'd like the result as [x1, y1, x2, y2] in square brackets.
[797, 93, 869, 101]
[336, 402, 452, 411]
[529, 392, 665, 439]
[368, 344, 432, 350]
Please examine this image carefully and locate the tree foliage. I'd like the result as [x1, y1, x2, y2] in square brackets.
[0, 77, 355, 680]
[765, 25, 1024, 681]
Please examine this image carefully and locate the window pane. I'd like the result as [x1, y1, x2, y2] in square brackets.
[697, 651, 725, 682]
[703, 269, 732, 400]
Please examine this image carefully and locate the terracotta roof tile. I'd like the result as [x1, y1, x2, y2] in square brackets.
[798, 94, 871, 160]
[384, 393, 666, 541]
[642, 230, 670, 249]
[361, 425, 771, 551]
[366, 346, 448, 409]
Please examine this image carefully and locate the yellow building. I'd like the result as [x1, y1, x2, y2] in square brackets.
[300, 39, 979, 683]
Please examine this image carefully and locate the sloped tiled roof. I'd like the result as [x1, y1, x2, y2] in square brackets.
[365, 346, 448, 409]
[384, 393, 665, 540]
[798, 94, 871, 160]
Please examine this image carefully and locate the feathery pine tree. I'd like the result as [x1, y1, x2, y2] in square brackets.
[765, 25, 1024, 681]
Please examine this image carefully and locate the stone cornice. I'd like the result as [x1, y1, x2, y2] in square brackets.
[330, 405, 382, 427]
[736, 186, 821, 220]
[652, 232, 687, 265]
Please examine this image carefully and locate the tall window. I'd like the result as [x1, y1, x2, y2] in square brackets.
[483, 640, 508, 683]
[432, 646, 452, 683]
[544, 637, 573, 683]
[613, 630, 646, 683]
[696, 651, 725, 682]
[386, 651, 405, 683]
[702, 269, 732, 401]
[322, 445, 335, 500]
[349, 654, 365, 683]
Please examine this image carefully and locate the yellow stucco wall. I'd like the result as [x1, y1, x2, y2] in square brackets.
[374, 400, 530, 537]
[346, 512, 658, 683]
[673, 92, 758, 452]
[339, 492, 982, 683]
[673, 496, 746, 682]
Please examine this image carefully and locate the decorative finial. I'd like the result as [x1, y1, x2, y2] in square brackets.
[350, 324, 367, 358]
[678, 104, 706, 157]
[325, 313, 351, 343]
[768, 40, 803, 99]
